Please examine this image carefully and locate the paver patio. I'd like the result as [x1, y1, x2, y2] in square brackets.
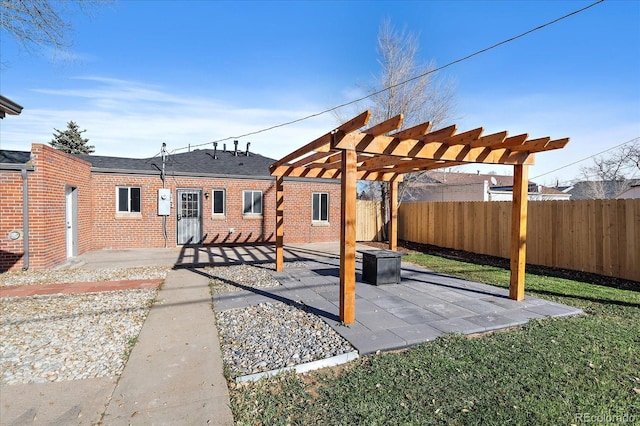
[213, 245, 583, 354]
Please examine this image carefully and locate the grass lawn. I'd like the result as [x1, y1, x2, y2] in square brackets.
[228, 249, 640, 425]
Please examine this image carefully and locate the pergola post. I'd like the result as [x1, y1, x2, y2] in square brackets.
[388, 180, 398, 251]
[275, 176, 284, 272]
[339, 148, 357, 324]
[509, 164, 529, 300]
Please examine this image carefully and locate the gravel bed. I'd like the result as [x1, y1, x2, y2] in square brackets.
[0, 289, 156, 385]
[0, 266, 169, 287]
[208, 261, 307, 294]
[216, 302, 355, 377]
[1, 261, 352, 386]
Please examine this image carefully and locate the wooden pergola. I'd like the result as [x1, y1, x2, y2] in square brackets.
[270, 111, 569, 324]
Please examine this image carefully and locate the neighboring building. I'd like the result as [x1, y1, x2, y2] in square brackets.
[401, 171, 570, 202]
[616, 182, 640, 199]
[0, 95, 23, 119]
[564, 179, 640, 200]
[0, 143, 341, 272]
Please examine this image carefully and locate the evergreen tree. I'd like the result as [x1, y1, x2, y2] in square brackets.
[50, 121, 94, 154]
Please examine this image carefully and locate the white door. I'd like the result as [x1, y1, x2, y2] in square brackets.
[66, 187, 78, 257]
[176, 189, 202, 244]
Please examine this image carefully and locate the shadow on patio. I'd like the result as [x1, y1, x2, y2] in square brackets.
[207, 242, 583, 355]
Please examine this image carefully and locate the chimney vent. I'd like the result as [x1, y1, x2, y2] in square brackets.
[213, 142, 218, 159]
[246, 142, 251, 156]
[234, 140, 238, 156]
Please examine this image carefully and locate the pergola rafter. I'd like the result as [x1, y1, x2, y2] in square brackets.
[271, 111, 570, 324]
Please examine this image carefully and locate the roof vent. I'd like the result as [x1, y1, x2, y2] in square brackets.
[246, 142, 250, 156]
[234, 140, 238, 156]
[213, 142, 218, 159]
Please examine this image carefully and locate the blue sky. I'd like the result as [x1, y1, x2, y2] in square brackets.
[1, 0, 639, 184]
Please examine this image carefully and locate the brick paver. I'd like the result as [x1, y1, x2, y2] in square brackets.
[0, 279, 163, 298]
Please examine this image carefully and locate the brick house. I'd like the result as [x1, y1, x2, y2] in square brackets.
[0, 143, 340, 272]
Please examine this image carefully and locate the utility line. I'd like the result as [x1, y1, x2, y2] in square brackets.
[530, 136, 640, 180]
[169, 0, 605, 154]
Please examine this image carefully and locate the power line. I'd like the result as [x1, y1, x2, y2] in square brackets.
[170, 0, 605, 154]
[530, 136, 640, 181]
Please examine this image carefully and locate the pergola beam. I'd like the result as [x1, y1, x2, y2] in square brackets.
[289, 151, 337, 168]
[535, 138, 570, 152]
[335, 133, 536, 165]
[502, 133, 529, 148]
[468, 131, 509, 148]
[376, 159, 466, 175]
[269, 110, 370, 171]
[443, 127, 484, 145]
[388, 121, 433, 140]
[364, 114, 403, 136]
[509, 137, 551, 152]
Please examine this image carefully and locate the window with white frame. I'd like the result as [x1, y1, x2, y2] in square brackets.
[212, 189, 226, 216]
[312, 192, 329, 222]
[117, 187, 141, 213]
[243, 190, 262, 215]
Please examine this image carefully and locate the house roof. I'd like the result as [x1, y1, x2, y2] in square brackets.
[0, 149, 30, 164]
[76, 148, 277, 178]
[399, 171, 568, 201]
[567, 179, 640, 200]
[1, 147, 278, 178]
[0, 95, 23, 119]
[568, 179, 640, 199]
[423, 171, 515, 186]
[411, 171, 566, 195]
[539, 185, 566, 195]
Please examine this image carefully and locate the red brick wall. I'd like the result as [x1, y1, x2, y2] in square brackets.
[27, 145, 93, 270]
[1, 144, 341, 271]
[89, 173, 341, 249]
[281, 180, 342, 244]
[0, 144, 92, 272]
[0, 169, 27, 271]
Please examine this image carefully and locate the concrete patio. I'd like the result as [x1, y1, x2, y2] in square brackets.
[213, 243, 583, 355]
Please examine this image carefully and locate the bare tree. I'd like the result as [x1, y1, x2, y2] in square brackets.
[578, 140, 640, 198]
[0, 0, 105, 53]
[352, 20, 456, 239]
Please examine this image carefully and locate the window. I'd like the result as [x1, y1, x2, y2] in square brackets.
[312, 192, 329, 222]
[117, 187, 141, 213]
[243, 190, 262, 215]
[212, 189, 226, 215]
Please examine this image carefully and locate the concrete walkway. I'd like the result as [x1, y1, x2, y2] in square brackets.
[102, 268, 233, 425]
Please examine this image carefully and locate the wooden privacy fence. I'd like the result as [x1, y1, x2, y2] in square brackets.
[356, 199, 384, 242]
[376, 199, 639, 281]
